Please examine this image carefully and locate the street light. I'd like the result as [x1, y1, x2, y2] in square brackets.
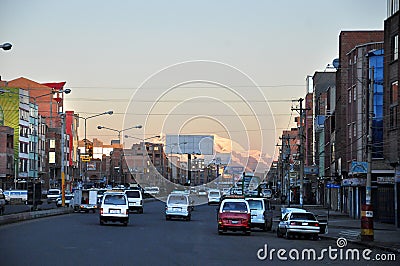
[0, 42, 12, 51]
[96, 125, 142, 185]
[74, 111, 113, 183]
[33, 89, 71, 208]
[124, 135, 160, 184]
[97, 125, 143, 144]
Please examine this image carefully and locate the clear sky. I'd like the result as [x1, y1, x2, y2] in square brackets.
[0, 0, 386, 167]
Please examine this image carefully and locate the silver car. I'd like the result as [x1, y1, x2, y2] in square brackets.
[277, 211, 320, 240]
[165, 194, 191, 221]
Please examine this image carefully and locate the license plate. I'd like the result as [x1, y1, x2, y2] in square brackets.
[110, 209, 120, 214]
[173, 207, 181, 211]
[231, 220, 239, 224]
[302, 222, 308, 225]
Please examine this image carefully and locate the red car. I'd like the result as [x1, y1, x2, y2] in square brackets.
[217, 198, 251, 235]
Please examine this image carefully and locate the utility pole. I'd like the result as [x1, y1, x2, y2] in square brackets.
[292, 98, 309, 208]
[278, 134, 295, 206]
[361, 67, 374, 241]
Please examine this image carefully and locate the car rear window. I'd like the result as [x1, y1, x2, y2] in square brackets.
[168, 195, 188, 204]
[247, 200, 263, 210]
[222, 202, 248, 212]
[209, 192, 220, 197]
[104, 195, 126, 205]
[290, 213, 316, 221]
[126, 191, 140, 198]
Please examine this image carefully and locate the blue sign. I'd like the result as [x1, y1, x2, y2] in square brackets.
[326, 183, 340, 189]
[350, 161, 368, 174]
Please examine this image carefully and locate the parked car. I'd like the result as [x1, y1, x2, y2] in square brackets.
[3, 190, 28, 204]
[277, 209, 320, 240]
[217, 198, 251, 235]
[47, 189, 61, 203]
[125, 189, 143, 213]
[56, 194, 74, 207]
[198, 189, 207, 197]
[165, 194, 191, 221]
[207, 190, 221, 205]
[245, 197, 273, 231]
[99, 191, 129, 226]
[144, 187, 160, 197]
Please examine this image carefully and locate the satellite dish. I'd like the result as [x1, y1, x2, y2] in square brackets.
[332, 58, 339, 69]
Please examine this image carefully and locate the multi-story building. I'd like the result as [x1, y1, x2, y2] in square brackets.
[0, 126, 14, 190]
[384, 0, 400, 227]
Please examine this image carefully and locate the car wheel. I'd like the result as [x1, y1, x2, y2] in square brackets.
[139, 208, 143, 214]
[285, 229, 291, 239]
[244, 230, 251, 236]
[123, 221, 128, 226]
[277, 229, 282, 238]
[312, 234, 319, 241]
[186, 215, 191, 221]
[100, 219, 104, 225]
[262, 222, 267, 232]
[166, 216, 170, 221]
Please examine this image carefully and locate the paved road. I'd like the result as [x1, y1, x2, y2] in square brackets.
[0, 200, 397, 266]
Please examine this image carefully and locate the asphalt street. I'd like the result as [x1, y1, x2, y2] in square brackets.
[0, 200, 397, 266]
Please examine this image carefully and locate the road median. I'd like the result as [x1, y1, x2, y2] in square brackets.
[0, 207, 73, 226]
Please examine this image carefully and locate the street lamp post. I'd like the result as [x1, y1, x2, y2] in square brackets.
[97, 125, 142, 185]
[74, 111, 113, 184]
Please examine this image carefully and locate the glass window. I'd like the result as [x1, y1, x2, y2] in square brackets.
[391, 81, 399, 105]
[392, 35, 398, 61]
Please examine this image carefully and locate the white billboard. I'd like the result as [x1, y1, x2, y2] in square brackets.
[166, 135, 214, 155]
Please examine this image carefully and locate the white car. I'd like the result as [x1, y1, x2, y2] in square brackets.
[47, 189, 61, 203]
[125, 189, 143, 213]
[56, 194, 74, 207]
[165, 194, 191, 221]
[207, 190, 221, 205]
[99, 192, 129, 226]
[144, 187, 160, 197]
[277, 209, 320, 240]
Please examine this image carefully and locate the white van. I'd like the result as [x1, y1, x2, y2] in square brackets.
[207, 190, 221, 205]
[125, 189, 143, 213]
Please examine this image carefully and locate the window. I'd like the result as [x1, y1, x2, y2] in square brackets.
[390, 81, 399, 129]
[389, 0, 400, 16]
[392, 35, 398, 61]
[348, 89, 352, 103]
[391, 81, 398, 105]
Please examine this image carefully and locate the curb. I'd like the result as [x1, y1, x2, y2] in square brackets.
[0, 207, 73, 226]
[319, 235, 400, 254]
[0, 198, 161, 226]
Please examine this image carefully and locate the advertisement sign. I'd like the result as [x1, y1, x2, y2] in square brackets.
[166, 135, 214, 155]
[350, 161, 368, 175]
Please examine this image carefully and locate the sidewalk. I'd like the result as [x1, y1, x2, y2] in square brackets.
[306, 207, 400, 254]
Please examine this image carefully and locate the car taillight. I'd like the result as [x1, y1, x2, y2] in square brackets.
[314, 223, 319, 227]
[187, 206, 190, 211]
[140, 200, 143, 205]
[100, 208, 103, 214]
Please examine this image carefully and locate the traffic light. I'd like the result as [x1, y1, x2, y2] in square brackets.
[87, 144, 93, 158]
